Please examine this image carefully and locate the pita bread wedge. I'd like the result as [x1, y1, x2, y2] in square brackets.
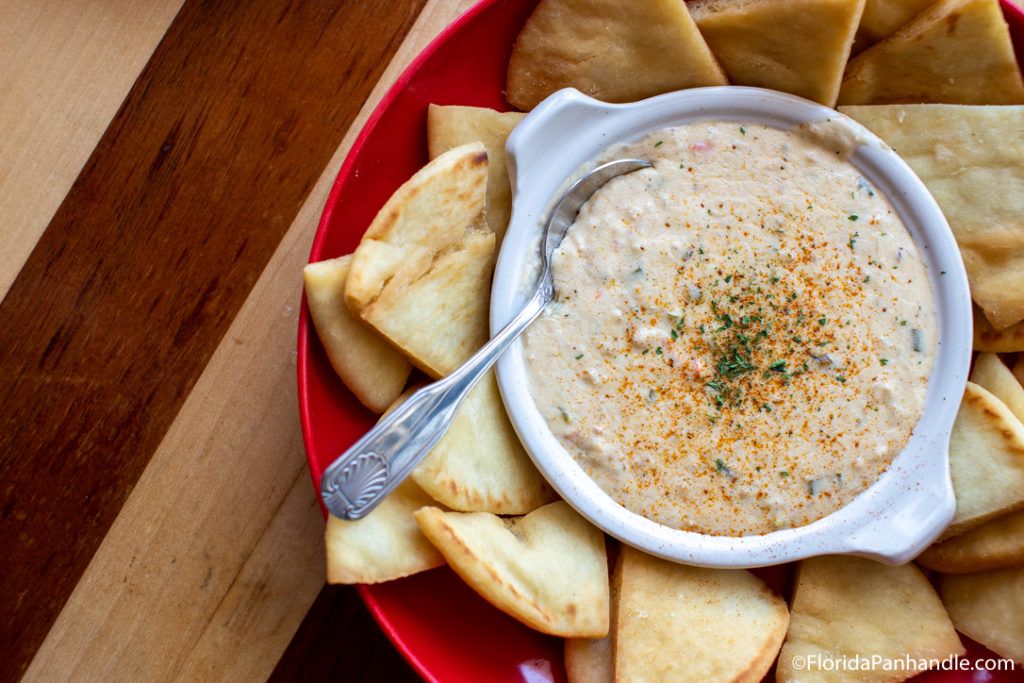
[1016, 357, 1024, 387]
[411, 369, 555, 514]
[689, 0, 866, 106]
[838, 0, 1024, 106]
[303, 255, 412, 413]
[414, 502, 609, 637]
[974, 305, 1024, 352]
[359, 229, 495, 378]
[917, 508, 1024, 573]
[971, 352, 1024, 425]
[613, 546, 788, 683]
[345, 142, 494, 378]
[505, 0, 727, 111]
[427, 104, 524, 240]
[839, 104, 1024, 329]
[325, 478, 445, 584]
[565, 635, 613, 683]
[851, 0, 940, 53]
[943, 381, 1024, 539]
[777, 556, 963, 682]
[938, 566, 1024, 664]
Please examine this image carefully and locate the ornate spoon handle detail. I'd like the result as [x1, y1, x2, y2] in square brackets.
[319, 289, 547, 520]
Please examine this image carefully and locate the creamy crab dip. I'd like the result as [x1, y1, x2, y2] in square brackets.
[522, 120, 937, 536]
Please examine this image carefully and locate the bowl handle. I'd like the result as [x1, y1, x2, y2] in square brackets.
[505, 88, 619, 197]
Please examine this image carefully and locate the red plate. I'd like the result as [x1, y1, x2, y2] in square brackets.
[298, 1, 1024, 681]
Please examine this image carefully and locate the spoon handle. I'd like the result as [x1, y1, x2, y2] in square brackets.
[319, 287, 548, 520]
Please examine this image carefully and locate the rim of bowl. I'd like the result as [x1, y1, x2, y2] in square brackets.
[490, 86, 973, 568]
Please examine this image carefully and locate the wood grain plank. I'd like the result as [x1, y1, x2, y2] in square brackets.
[171, 470, 328, 682]
[22, 242, 314, 680]
[22, 0, 473, 679]
[0, 0, 426, 680]
[0, 0, 185, 300]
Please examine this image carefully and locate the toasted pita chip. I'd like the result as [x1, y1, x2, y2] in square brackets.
[427, 105, 524, 240]
[689, 0, 865, 107]
[1016, 357, 1024, 387]
[839, 104, 1024, 329]
[614, 546, 788, 683]
[325, 478, 445, 584]
[345, 142, 493, 378]
[971, 352, 1024, 425]
[851, 0, 940, 54]
[943, 382, 1024, 539]
[303, 255, 412, 413]
[505, 0, 727, 111]
[414, 502, 609, 637]
[360, 229, 495, 378]
[565, 636, 613, 683]
[838, 0, 1024, 106]
[974, 305, 1024, 352]
[411, 369, 555, 514]
[938, 566, 1024, 664]
[777, 556, 963, 682]
[917, 508, 1024, 573]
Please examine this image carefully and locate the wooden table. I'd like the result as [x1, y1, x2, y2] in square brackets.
[1, 0, 479, 679]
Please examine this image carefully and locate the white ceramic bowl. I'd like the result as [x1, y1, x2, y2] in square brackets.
[490, 87, 973, 568]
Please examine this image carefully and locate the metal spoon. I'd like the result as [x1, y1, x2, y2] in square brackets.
[319, 157, 653, 520]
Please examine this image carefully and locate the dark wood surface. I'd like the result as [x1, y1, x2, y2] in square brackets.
[270, 585, 421, 683]
[0, 0, 431, 680]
